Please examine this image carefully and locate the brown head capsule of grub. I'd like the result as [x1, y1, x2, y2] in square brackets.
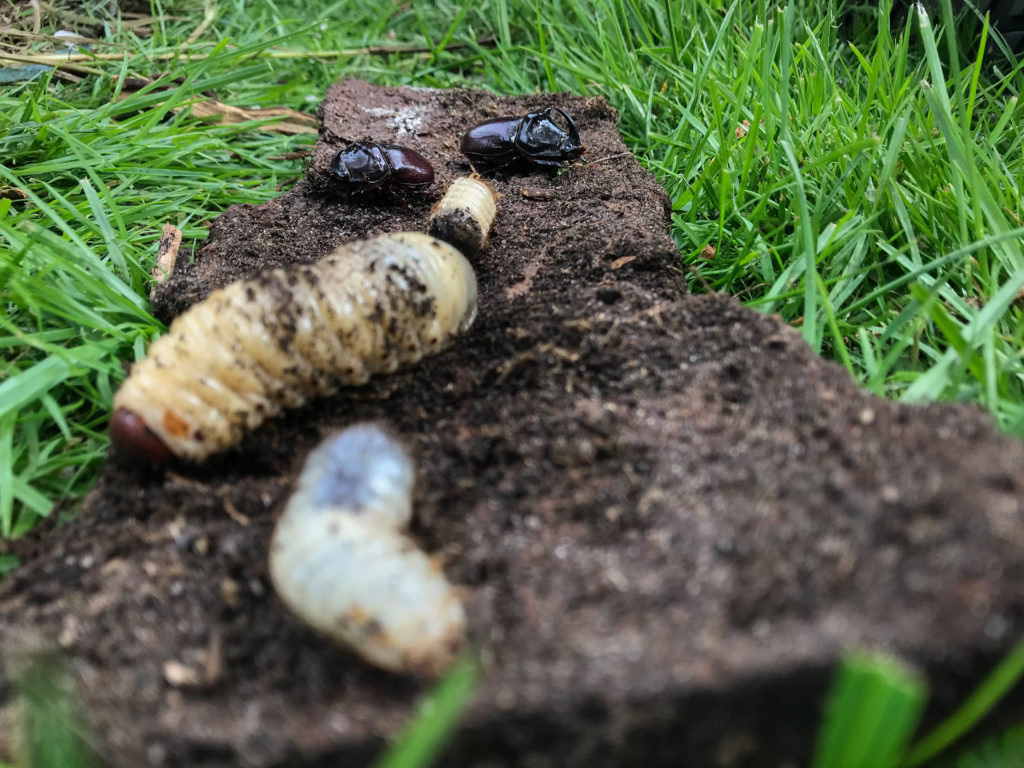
[109, 407, 173, 464]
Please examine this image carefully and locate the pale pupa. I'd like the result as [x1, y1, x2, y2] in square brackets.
[268, 423, 465, 676]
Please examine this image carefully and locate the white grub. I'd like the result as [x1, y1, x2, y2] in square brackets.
[269, 424, 465, 676]
[428, 176, 498, 256]
[113, 232, 477, 462]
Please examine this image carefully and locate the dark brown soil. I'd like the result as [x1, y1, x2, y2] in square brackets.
[2, 80, 1024, 768]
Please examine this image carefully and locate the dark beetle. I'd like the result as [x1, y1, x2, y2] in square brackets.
[460, 107, 585, 168]
[328, 141, 435, 187]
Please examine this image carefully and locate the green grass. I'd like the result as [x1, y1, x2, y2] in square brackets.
[371, 656, 479, 768]
[814, 652, 928, 768]
[3, 0, 1024, 765]
[2, 649, 477, 768]
[2, 649, 104, 768]
[2, 0, 1024, 536]
[813, 645, 1024, 768]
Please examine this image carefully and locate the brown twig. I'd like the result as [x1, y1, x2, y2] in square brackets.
[0, 50, 102, 75]
[0, 28, 129, 48]
[220, 496, 250, 527]
[587, 151, 632, 164]
[150, 223, 182, 299]
[0, 34, 496, 66]
[184, 0, 217, 46]
[520, 187, 556, 201]
[49, 67, 81, 83]
[35, 1, 167, 28]
[687, 263, 716, 294]
[181, 99, 317, 133]
[266, 149, 314, 161]
[29, 0, 41, 34]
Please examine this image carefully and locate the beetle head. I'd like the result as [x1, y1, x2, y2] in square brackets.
[515, 107, 585, 166]
[328, 141, 392, 184]
[327, 148, 353, 181]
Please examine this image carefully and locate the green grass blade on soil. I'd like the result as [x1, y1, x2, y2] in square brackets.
[372, 656, 479, 768]
[813, 652, 927, 768]
[904, 641, 1024, 768]
[9, 649, 103, 768]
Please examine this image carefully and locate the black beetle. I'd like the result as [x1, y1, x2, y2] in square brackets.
[460, 107, 585, 168]
[328, 141, 435, 187]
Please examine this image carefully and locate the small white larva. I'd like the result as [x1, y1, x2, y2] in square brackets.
[268, 424, 465, 676]
[428, 176, 498, 256]
[110, 233, 477, 463]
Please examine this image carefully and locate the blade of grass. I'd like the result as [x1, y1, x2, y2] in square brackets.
[781, 139, 820, 351]
[372, 656, 479, 768]
[903, 643, 1024, 767]
[813, 652, 927, 768]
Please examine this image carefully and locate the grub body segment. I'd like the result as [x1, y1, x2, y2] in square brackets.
[269, 424, 465, 676]
[429, 177, 498, 256]
[112, 233, 477, 462]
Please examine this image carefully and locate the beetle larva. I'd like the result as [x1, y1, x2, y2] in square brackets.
[269, 424, 465, 676]
[428, 176, 498, 256]
[111, 233, 477, 463]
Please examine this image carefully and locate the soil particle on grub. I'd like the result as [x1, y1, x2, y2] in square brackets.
[2, 79, 1024, 767]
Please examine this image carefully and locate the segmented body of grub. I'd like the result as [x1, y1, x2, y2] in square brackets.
[111, 233, 477, 463]
[269, 424, 465, 675]
[428, 176, 498, 256]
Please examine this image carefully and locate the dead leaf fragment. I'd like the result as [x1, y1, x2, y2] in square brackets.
[609, 255, 636, 270]
[162, 660, 202, 687]
[699, 244, 716, 260]
[507, 263, 541, 300]
[185, 98, 319, 134]
[521, 187, 556, 201]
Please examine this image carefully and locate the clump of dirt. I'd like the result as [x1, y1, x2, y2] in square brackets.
[2, 80, 1023, 768]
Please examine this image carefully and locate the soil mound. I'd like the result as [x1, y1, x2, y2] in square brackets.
[2, 80, 1023, 767]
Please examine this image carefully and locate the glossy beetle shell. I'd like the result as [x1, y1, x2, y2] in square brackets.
[460, 107, 585, 168]
[328, 141, 435, 187]
[383, 145, 436, 186]
[460, 118, 519, 165]
[514, 108, 584, 166]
